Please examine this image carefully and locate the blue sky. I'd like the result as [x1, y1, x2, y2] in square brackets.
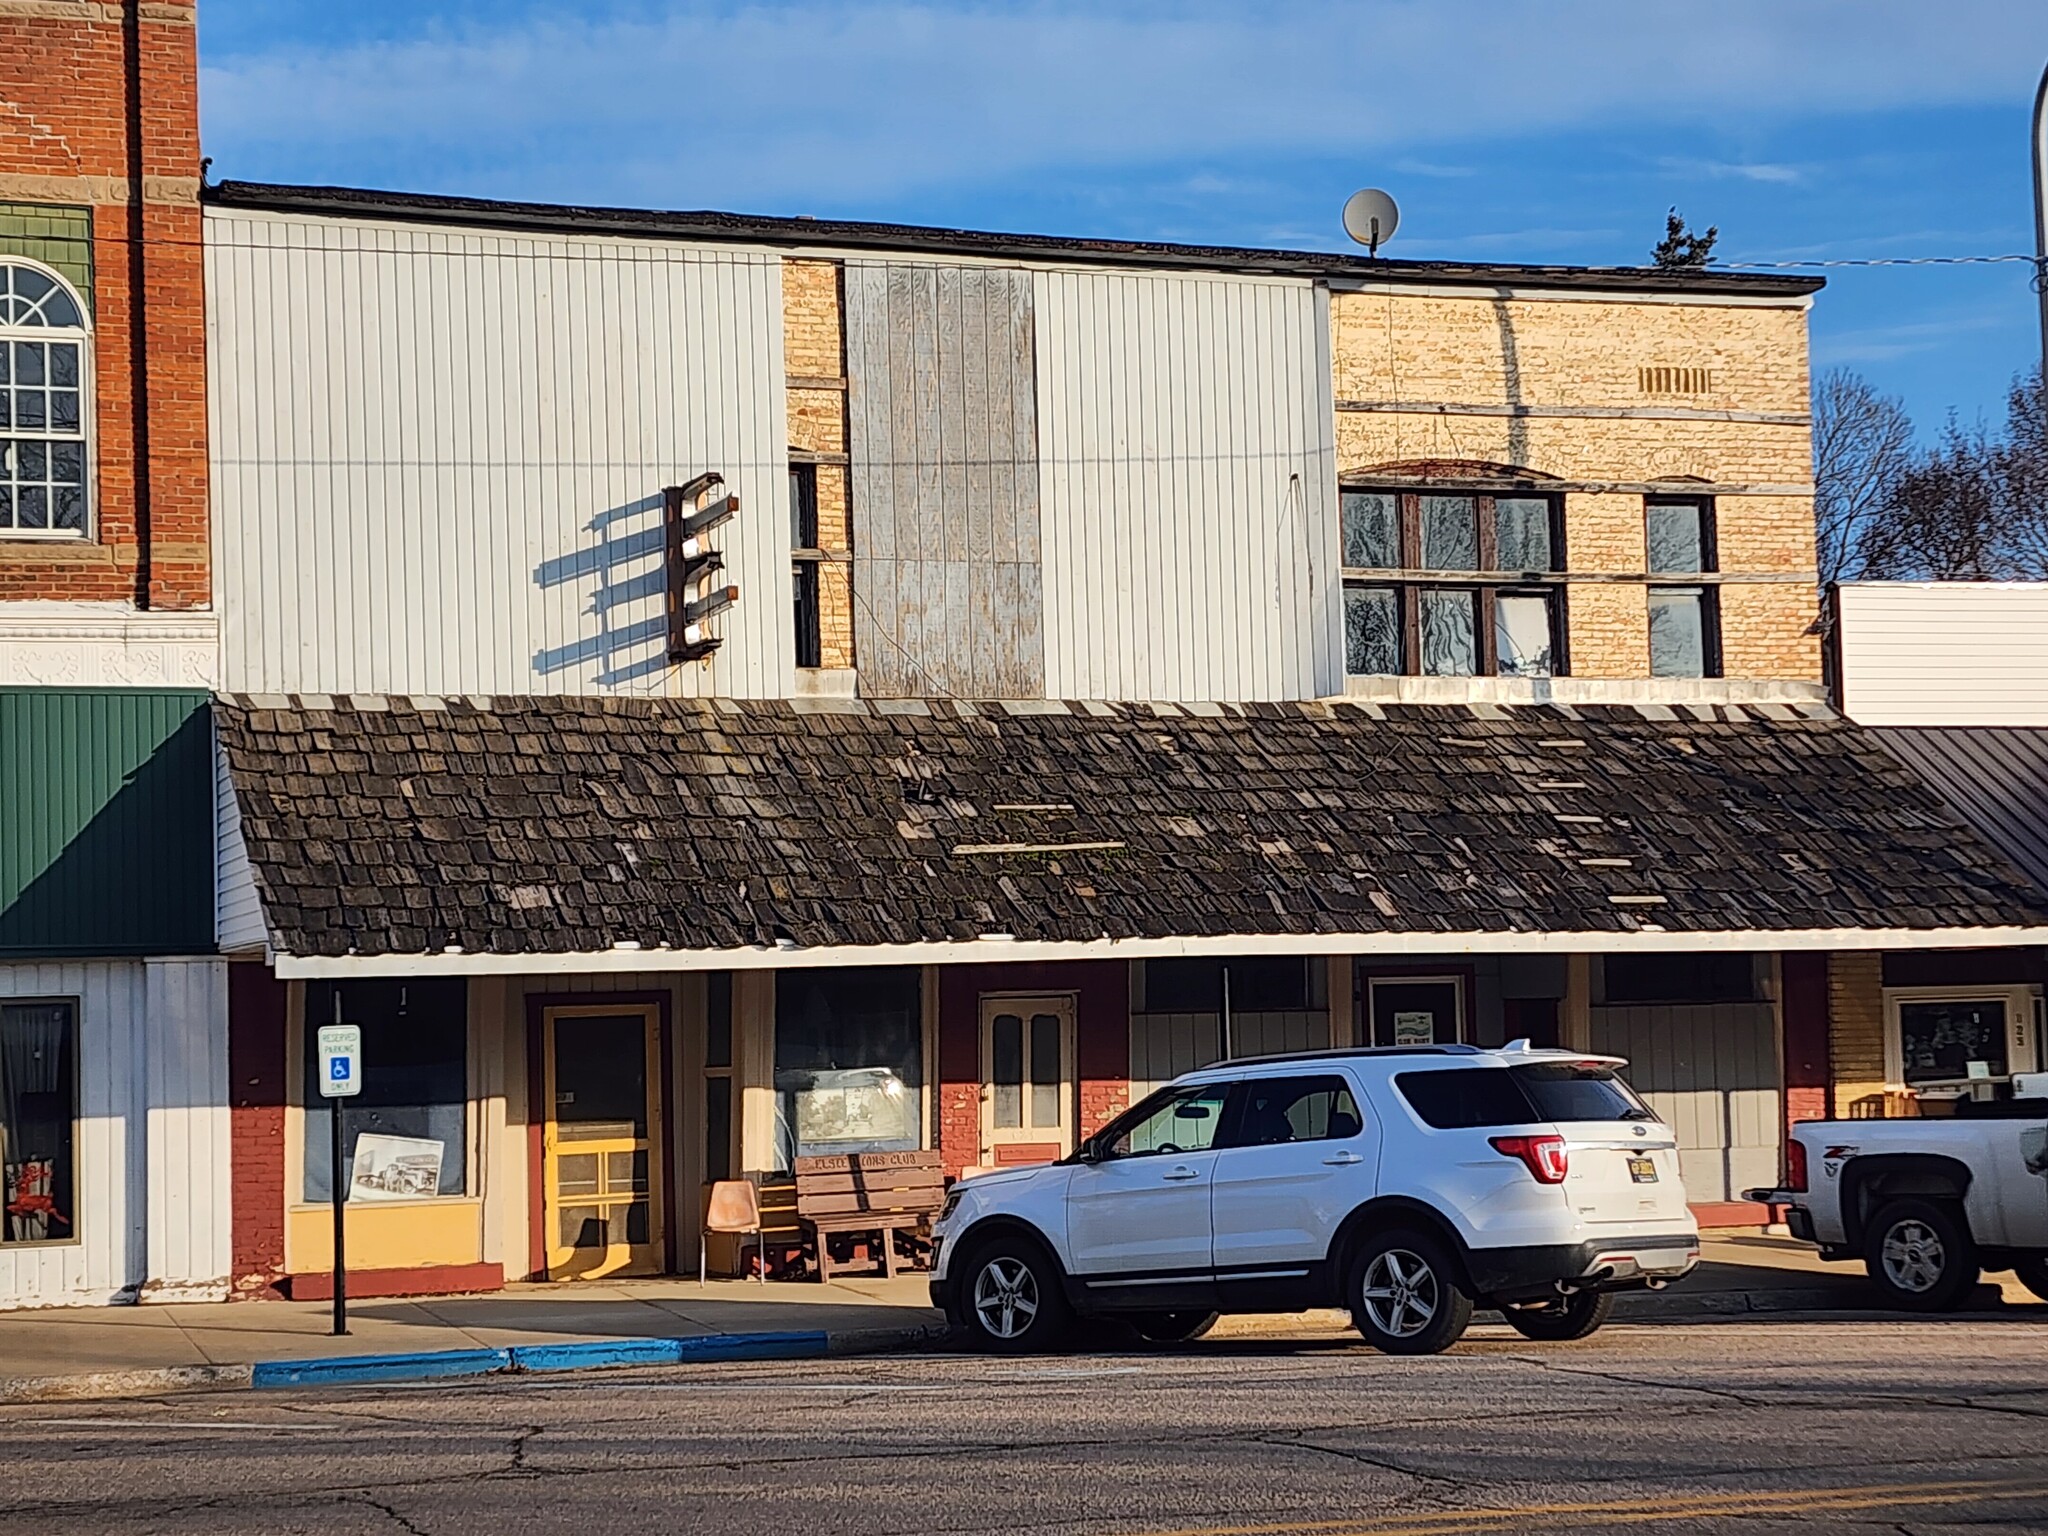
[197, 1, 2048, 436]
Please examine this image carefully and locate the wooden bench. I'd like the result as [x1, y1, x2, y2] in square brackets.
[794, 1151, 945, 1281]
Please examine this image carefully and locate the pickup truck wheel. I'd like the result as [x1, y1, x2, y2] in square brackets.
[961, 1237, 1073, 1353]
[1128, 1310, 1220, 1345]
[1864, 1198, 1979, 1312]
[1349, 1229, 1475, 1356]
[1503, 1289, 1614, 1342]
[2012, 1254, 2048, 1303]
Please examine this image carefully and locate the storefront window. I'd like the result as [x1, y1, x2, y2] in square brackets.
[1895, 996, 2013, 1086]
[303, 979, 469, 1202]
[773, 967, 922, 1168]
[1, 1000, 76, 1246]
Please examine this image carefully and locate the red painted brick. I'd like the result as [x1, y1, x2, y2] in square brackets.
[0, 4, 207, 608]
[228, 961, 288, 1298]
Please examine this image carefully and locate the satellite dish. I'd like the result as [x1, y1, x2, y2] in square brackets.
[1342, 189, 1401, 256]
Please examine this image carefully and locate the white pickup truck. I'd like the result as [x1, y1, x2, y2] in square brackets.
[1748, 1077, 2048, 1310]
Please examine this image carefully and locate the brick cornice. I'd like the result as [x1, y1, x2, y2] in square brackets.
[0, 172, 199, 206]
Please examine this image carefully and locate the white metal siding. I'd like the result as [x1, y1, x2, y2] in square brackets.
[214, 731, 266, 953]
[143, 959, 231, 1300]
[207, 209, 791, 699]
[0, 959, 231, 1309]
[1035, 270, 1340, 702]
[1837, 583, 2048, 727]
[1589, 1002, 1780, 1206]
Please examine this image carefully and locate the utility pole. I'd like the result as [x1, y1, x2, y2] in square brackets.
[2035, 58, 2048, 384]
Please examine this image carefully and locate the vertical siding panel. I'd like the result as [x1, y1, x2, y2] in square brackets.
[1035, 269, 1329, 701]
[208, 212, 788, 697]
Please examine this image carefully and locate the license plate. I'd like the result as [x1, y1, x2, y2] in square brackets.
[1628, 1156, 1658, 1183]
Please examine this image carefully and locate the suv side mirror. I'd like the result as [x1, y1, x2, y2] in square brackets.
[1074, 1136, 1102, 1165]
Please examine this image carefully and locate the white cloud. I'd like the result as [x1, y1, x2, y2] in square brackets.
[199, 1, 2048, 207]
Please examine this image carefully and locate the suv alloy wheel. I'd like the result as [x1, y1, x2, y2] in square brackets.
[963, 1236, 1073, 1353]
[1349, 1228, 1475, 1355]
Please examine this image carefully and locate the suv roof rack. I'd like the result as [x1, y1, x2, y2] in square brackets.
[1219, 1044, 1487, 1067]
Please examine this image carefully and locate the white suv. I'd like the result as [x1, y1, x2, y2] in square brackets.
[930, 1043, 1699, 1354]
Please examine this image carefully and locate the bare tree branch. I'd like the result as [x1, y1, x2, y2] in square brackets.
[1811, 368, 1913, 585]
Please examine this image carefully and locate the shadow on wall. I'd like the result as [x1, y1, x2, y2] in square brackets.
[1490, 290, 1530, 469]
[530, 492, 673, 687]
[0, 698, 213, 956]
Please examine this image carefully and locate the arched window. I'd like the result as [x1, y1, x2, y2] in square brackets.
[0, 260, 91, 538]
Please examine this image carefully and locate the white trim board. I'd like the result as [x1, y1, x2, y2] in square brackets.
[272, 925, 2048, 980]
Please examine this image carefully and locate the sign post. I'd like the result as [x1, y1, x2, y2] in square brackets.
[315, 1004, 362, 1338]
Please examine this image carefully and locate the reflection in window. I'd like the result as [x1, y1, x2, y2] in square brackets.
[1648, 587, 1711, 677]
[1897, 999, 2010, 1084]
[1106, 1084, 1230, 1158]
[1340, 491, 1398, 567]
[1494, 498, 1553, 571]
[1343, 585, 1401, 675]
[1, 1000, 76, 1246]
[1495, 592, 1554, 677]
[1646, 500, 1708, 574]
[1231, 1076, 1363, 1147]
[1419, 495, 1479, 570]
[1420, 588, 1477, 675]
[774, 966, 922, 1168]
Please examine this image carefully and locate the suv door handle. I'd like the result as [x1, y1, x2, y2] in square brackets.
[1322, 1151, 1364, 1166]
[1161, 1165, 1202, 1181]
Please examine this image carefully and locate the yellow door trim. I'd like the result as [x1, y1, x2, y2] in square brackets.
[541, 1003, 666, 1280]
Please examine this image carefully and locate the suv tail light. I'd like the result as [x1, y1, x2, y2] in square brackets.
[1489, 1134, 1569, 1184]
[1785, 1137, 1808, 1193]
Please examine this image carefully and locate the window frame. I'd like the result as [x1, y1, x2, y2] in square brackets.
[0, 995, 80, 1249]
[1339, 487, 1570, 680]
[0, 257, 95, 542]
[1884, 984, 2042, 1090]
[293, 980, 476, 1209]
[788, 460, 825, 669]
[1644, 495, 1722, 679]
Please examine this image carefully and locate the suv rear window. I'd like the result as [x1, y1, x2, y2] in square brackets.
[1394, 1068, 1535, 1129]
[1512, 1063, 1653, 1123]
[1396, 1063, 1656, 1129]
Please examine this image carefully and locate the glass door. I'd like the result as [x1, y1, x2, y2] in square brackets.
[543, 1006, 664, 1279]
[979, 995, 1076, 1166]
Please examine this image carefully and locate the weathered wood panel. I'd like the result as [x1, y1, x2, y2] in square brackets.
[1035, 269, 1340, 701]
[1589, 1001, 1780, 1204]
[207, 208, 791, 698]
[845, 261, 1043, 698]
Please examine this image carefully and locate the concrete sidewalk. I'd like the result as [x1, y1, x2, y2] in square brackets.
[0, 1230, 2035, 1400]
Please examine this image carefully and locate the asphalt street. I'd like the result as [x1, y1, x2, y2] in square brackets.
[5, 1315, 2048, 1535]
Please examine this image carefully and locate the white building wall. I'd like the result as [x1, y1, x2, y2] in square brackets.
[1034, 268, 1341, 702]
[142, 959, 232, 1300]
[206, 208, 791, 699]
[1836, 582, 2048, 726]
[0, 958, 230, 1309]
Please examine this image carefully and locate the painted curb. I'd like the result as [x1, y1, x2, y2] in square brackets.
[0, 1363, 255, 1404]
[508, 1331, 829, 1373]
[252, 1346, 512, 1389]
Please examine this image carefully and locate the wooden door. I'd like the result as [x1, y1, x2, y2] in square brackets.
[979, 995, 1076, 1166]
[543, 1005, 664, 1279]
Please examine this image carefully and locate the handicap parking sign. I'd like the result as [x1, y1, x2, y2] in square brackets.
[316, 1024, 362, 1098]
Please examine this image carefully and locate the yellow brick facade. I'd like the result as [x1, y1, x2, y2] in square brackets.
[1828, 951, 1888, 1116]
[781, 258, 854, 669]
[1331, 288, 1819, 683]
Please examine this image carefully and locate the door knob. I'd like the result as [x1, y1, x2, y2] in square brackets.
[1162, 1165, 1201, 1181]
[1323, 1151, 1364, 1166]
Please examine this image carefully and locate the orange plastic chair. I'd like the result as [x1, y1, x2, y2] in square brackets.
[701, 1179, 765, 1284]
